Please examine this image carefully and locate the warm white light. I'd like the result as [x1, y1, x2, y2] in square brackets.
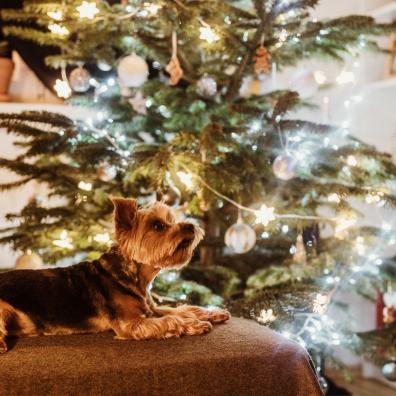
[177, 171, 194, 189]
[77, 1, 99, 19]
[314, 70, 327, 85]
[53, 230, 73, 249]
[257, 308, 276, 324]
[48, 23, 69, 36]
[328, 193, 341, 203]
[94, 232, 111, 244]
[336, 70, 356, 85]
[53, 79, 72, 98]
[144, 2, 161, 14]
[199, 26, 219, 43]
[78, 181, 93, 191]
[255, 204, 276, 226]
[355, 236, 366, 256]
[313, 293, 329, 314]
[346, 155, 357, 167]
[47, 10, 63, 21]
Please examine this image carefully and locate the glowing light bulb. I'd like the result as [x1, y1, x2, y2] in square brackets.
[93, 232, 111, 244]
[143, 2, 161, 14]
[78, 181, 93, 191]
[53, 230, 73, 249]
[53, 79, 72, 98]
[48, 23, 69, 36]
[177, 171, 194, 189]
[77, 1, 99, 19]
[257, 309, 276, 324]
[346, 155, 357, 167]
[313, 293, 329, 314]
[199, 26, 219, 43]
[314, 70, 327, 85]
[255, 204, 276, 226]
[47, 10, 63, 21]
[328, 193, 341, 203]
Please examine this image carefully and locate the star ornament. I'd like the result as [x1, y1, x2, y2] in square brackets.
[53, 79, 72, 98]
[255, 204, 276, 226]
[77, 1, 99, 19]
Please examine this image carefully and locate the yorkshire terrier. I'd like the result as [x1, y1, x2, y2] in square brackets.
[0, 197, 230, 353]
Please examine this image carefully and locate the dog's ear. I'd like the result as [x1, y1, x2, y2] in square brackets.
[111, 197, 138, 232]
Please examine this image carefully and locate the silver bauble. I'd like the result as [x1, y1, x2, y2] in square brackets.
[15, 252, 43, 270]
[225, 222, 256, 254]
[289, 68, 319, 99]
[117, 54, 149, 87]
[273, 154, 296, 181]
[382, 361, 396, 382]
[69, 66, 91, 92]
[197, 75, 217, 97]
[97, 60, 112, 72]
[97, 164, 117, 182]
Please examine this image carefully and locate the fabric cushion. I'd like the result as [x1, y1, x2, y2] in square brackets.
[0, 317, 323, 396]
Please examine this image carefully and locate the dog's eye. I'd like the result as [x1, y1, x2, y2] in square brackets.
[153, 220, 165, 232]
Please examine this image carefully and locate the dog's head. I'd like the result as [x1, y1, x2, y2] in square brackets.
[111, 197, 204, 269]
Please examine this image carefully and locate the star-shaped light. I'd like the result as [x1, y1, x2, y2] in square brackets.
[53, 79, 72, 98]
[47, 10, 63, 21]
[255, 204, 276, 226]
[48, 23, 69, 36]
[199, 26, 219, 43]
[77, 1, 99, 19]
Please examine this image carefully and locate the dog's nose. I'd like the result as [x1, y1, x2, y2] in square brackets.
[183, 223, 195, 233]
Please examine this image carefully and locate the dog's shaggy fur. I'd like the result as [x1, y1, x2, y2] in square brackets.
[0, 197, 230, 353]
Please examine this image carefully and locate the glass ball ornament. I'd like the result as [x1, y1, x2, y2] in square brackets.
[69, 66, 91, 92]
[273, 153, 297, 181]
[15, 251, 43, 270]
[289, 68, 319, 99]
[117, 54, 149, 87]
[197, 75, 217, 97]
[97, 164, 117, 182]
[225, 221, 256, 254]
[382, 361, 396, 382]
[97, 60, 112, 72]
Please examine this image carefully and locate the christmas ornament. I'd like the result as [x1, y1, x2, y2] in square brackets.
[166, 31, 183, 86]
[293, 233, 307, 265]
[383, 285, 396, 324]
[53, 79, 71, 99]
[254, 45, 271, 75]
[289, 68, 319, 99]
[225, 220, 256, 254]
[197, 75, 217, 97]
[128, 91, 147, 115]
[97, 60, 112, 72]
[15, 251, 43, 270]
[117, 54, 149, 87]
[273, 153, 296, 181]
[97, 163, 117, 182]
[382, 361, 396, 382]
[69, 66, 91, 92]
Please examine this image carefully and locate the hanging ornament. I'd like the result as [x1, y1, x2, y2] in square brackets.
[97, 60, 112, 72]
[273, 153, 297, 181]
[225, 216, 256, 254]
[69, 65, 91, 92]
[97, 162, 117, 182]
[128, 91, 147, 115]
[117, 53, 149, 87]
[254, 37, 271, 75]
[166, 31, 183, 86]
[382, 361, 396, 382]
[15, 251, 43, 270]
[383, 284, 396, 324]
[289, 68, 319, 99]
[197, 75, 217, 97]
[293, 233, 307, 265]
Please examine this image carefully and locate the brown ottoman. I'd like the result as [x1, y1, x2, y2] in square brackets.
[0, 318, 323, 396]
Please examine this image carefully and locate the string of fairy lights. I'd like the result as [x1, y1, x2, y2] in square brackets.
[40, 0, 396, 363]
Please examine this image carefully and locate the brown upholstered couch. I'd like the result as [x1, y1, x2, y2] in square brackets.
[0, 318, 323, 396]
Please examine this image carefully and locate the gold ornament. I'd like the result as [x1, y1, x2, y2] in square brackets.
[15, 251, 43, 270]
[293, 233, 307, 265]
[254, 45, 271, 75]
[383, 285, 396, 324]
[166, 31, 183, 86]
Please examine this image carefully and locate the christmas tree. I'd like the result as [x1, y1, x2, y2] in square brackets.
[1, 0, 396, 385]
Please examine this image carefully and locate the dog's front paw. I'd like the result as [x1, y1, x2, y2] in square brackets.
[0, 339, 8, 354]
[182, 318, 212, 336]
[207, 309, 231, 324]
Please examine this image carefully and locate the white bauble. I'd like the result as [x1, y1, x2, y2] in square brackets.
[197, 75, 217, 97]
[225, 222, 256, 254]
[117, 54, 149, 87]
[289, 69, 319, 99]
[15, 252, 43, 270]
[97, 60, 112, 72]
[273, 154, 296, 181]
[382, 361, 396, 382]
[69, 66, 91, 92]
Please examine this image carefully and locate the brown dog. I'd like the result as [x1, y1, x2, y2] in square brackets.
[0, 198, 230, 353]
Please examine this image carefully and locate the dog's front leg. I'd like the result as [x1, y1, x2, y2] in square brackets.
[154, 305, 230, 324]
[113, 314, 212, 340]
